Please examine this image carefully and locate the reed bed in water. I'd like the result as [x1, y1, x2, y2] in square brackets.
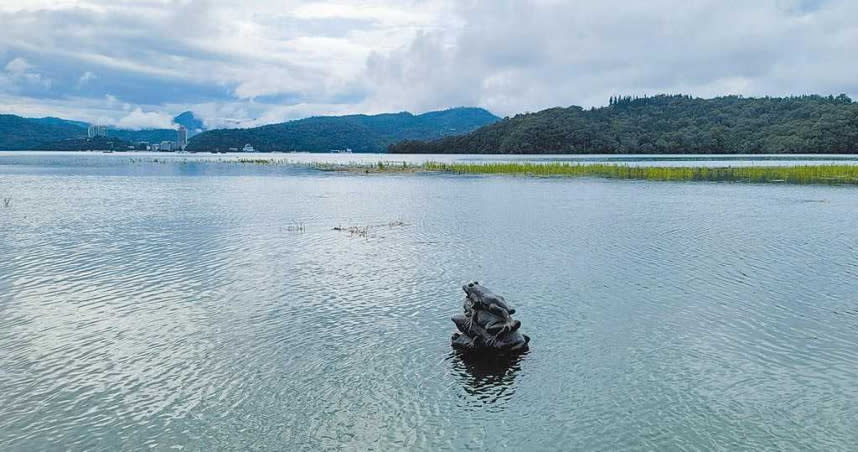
[241, 159, 858, 185]
[417, 162, 858, 185]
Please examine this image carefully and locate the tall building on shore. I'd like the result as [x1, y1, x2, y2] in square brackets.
[87, 124, 107, 138]
[177, 126, 188, 149]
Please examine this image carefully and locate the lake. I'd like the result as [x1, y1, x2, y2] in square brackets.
[1, 152, 857, 450]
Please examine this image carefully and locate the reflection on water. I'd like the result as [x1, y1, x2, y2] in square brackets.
[449, 350, 526, 410]
[2, 153, 858, 450]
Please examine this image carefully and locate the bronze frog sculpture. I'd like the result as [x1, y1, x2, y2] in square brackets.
[451, 282, 529, 353]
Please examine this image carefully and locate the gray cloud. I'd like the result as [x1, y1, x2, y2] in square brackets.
[365, 0, 858, 115]
[0, 0, 856, 127]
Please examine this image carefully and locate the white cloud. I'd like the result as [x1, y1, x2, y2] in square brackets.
[77, 71, 96, 87]
[1, 57, 52, 92]
[291, 1, 439, 25]
[362, 0, 858, 115]
[114, 108, 174, 130]
[4, 57, 31, 74]
[0, 0, 857, 126]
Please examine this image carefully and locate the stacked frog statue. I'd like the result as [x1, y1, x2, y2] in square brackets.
[451, 282, 530, 353]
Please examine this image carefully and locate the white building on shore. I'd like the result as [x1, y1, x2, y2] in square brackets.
[177, 126, 188, 149]
[87, 124, 107, 138]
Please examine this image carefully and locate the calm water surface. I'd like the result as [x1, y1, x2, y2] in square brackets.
[1, 153, 857, 450]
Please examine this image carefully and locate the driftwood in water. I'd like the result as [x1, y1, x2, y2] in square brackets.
[452, 282, 529, 354]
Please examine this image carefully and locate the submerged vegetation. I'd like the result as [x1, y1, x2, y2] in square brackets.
[282, 221, 306, 232]
[312, 161, 412, 173]
[324, 161, 858, 185]
[333, 219, 408, 239]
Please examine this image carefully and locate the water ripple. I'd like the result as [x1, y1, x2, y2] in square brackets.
[1, 161, 858, 449]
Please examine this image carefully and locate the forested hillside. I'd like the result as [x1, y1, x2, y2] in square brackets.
[389, 95, 858, 154]
[0, 111, 201, 150]
[185, 108, 499, 152]
[0, 114, 87, 149]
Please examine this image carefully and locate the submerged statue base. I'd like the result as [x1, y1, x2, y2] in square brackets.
[451, 282, 529, 354]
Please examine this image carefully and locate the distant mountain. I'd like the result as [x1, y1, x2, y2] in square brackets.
[0, 108, 496, 151]
[0, 111, 211, 149]
[0, 114, 87, 150]
[185, 107, 500, 152]
[32, 117, 90, 129]
[107, 111, 205, 143]
[173, 111, 204, 135]
[389, 94, 858, 154]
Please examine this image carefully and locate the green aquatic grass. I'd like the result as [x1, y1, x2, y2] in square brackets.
[147, 156, 858, 185]
[416, 162, 858, 185]
[311, 161, 413, 173]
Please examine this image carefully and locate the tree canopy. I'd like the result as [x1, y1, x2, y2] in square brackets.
[185, 108, 500, 152]
[389, 95, 858, 154]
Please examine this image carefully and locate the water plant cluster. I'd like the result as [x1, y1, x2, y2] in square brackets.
[311, 161, 412, 173]
[122, 155, 858, 185]
[282, 221, 305, 232]
[332, 219, 407, 239]
[428, 162, 858, 184]
[338, 161, 858, 185]
[333, 225, 371, 238]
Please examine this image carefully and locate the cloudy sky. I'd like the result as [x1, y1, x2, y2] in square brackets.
[0, 0, 856, 129]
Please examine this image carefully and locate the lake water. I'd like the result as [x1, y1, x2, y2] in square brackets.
[2, 152, 858, 450]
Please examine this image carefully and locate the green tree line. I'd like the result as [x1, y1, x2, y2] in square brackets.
[388, 94, 858, 154]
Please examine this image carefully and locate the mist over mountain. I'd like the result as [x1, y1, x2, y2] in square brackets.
[0, 107, 498, 151]
[185, 107, 500, 153]
[389, 95, 858, 154]
[0, 111, 209, 150]
[173, 111, 205, 134]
